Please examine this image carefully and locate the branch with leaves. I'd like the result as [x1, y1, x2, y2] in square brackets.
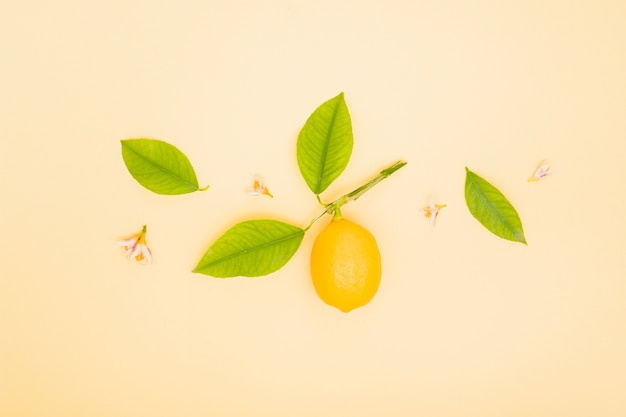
[119, 92, 537, 272]
[193, 93, 406, 277]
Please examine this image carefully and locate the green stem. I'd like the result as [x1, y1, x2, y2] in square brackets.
[332, 206, 344, 221]
[138, 225, 148, 243]
[343, 160, 407, 202]
[304, 160, 407, 231]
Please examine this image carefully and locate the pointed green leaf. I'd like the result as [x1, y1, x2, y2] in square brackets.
[121, 138, 208, 195]
[465, 168, 527, 244]
[193, 220, 305, 278]
[297, 92, 353, 195]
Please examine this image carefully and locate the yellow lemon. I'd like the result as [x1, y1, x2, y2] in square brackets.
[310, 218, 382, 312]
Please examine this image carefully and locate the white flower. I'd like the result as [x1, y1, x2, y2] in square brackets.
[246, 175, 273, 197]
[528, 160, 552, 182]
[418, 196, 446, 226]
[118, 225, 152, 265]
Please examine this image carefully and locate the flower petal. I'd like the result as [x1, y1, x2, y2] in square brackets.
[117, 237, 137, 247]
[141, 244, 153, 264]
[247, 175, 273, 197]
[119, 227, 151, 264]
[528, 160, 552, 182]
[430, 211, 438, 226]
[420, 197, 446, 226]
[129, 243, 143, 261]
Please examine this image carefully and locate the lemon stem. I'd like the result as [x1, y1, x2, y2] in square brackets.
[332, 206, 344, 221]
[304, 160, 407, 231]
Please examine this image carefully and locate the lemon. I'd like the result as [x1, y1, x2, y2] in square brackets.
[310, 218, 382, 312]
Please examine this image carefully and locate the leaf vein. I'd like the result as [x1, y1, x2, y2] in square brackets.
[125, 144, 197, 191]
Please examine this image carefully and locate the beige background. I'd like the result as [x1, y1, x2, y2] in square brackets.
[2, 1, 625, 416]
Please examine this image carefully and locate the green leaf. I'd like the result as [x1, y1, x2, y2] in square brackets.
[121, 138, 208, 195]
[297, 92, 353, 195]
[193, 220, 305, 278]
[465, 168, 527, 244]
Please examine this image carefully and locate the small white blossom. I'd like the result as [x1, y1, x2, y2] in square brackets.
[118, 225, 152, 265]
[246, 175, 273, 197]
[528, 160, 552, 182]
[418, 196, 446, 226]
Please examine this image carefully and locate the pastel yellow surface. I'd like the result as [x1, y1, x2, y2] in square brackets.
[1, 1, 625, 416]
